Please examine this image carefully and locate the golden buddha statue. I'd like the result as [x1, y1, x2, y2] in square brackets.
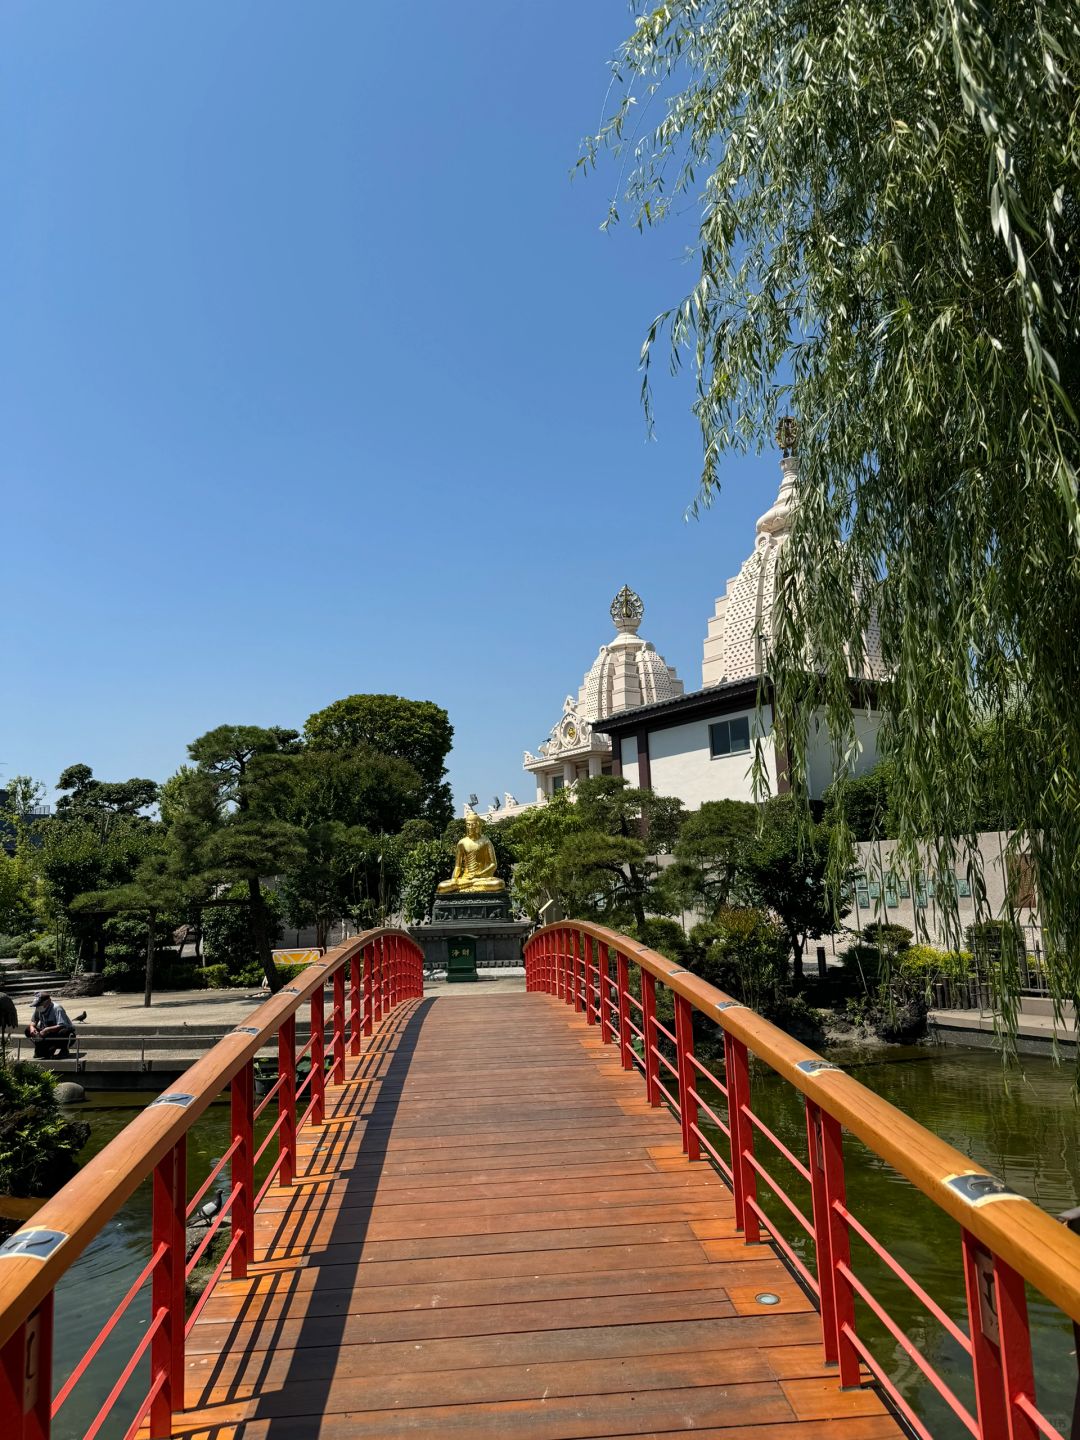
[437, 811, 506, 894]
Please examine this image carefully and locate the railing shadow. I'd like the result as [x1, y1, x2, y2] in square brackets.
[189, 996, 436, 1431]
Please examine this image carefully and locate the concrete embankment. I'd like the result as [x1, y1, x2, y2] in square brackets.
[930, 995, 1077, 1055]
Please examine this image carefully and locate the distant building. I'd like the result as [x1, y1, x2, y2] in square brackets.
[477, 587, 685, 820]
[597, 446, 884, 806]
[0, 790, 51, 855]
[479, 445, 884, 818]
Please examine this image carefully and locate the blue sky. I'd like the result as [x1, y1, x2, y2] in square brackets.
[3, 1, 777, 812]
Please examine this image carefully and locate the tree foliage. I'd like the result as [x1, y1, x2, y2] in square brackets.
[657, 799, 757, 913]
[304, 695, 454, 830]
[587, 0, 1080, 1030]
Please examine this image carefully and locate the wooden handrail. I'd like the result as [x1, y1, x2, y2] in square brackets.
[535, 920, 1080, 1327]
[0, 927, 405, 1352]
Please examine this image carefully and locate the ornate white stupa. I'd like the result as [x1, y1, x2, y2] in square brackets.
[520, 587, 684, 805]
[702, 430, 883, 686]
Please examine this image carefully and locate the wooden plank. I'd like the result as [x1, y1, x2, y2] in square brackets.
[185, 1290, 742, 1354]
[188, 1343, 781, 1414]
[180, 990, 901, 1440]
[196, 1262, 735, 1324]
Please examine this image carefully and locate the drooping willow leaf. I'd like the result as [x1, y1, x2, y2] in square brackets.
[585, 0, 1080, 1057]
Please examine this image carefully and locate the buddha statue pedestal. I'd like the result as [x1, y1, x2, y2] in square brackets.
[431, 890, 513, 925]
[409, 814, 529, 980]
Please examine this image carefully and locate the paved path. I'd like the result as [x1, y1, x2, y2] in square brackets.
[171, 991, 898, 1438]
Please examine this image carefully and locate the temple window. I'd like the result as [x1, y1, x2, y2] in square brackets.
[709, 715, 751, 758]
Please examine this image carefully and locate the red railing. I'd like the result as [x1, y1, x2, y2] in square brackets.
[0, 928, 423, 1440]
[526, 922, 1080, 1440]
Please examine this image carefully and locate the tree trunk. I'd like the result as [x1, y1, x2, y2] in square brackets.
[143, 909, 156, 1008]
[248, 876, 281, 992]
[627, 865, 648, 931]
[788, 925, 805, 993]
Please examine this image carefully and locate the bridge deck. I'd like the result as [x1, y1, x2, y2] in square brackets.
[176, 993, 900, 1438]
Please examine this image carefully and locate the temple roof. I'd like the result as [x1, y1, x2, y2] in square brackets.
[524, 587, 684, 769]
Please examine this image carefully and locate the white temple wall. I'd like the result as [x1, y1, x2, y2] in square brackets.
[646, 706, 776, 808]
[804, 708, 883, 798]
[620, 736, 639, 786]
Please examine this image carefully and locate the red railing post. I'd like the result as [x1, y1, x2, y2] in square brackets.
[584, 935, 596, 1025]
[674, 994, 699, 1160]
[332, 965, 346, 1085]
[724, 1031, 759, 1243]
[363, 943, 374, 1035]
[373, 939, 384, 1025]
[616, 951, 633, 1070]
[819, 1109, 860, 1388]
[383, 935, 391, 1015]
[962, 1231, 1019, 1440]
[230, 1059, 254, 1279]
[993, 1256, 1039, 1440]
[556, 928, 566, 1002]
[278, 1014, 296, 1186]
[642, 970, 661, 1105]
[598, 942, 613, 1044]
[0, 1294, 53, 1440]
[310, 984, 326, 1126]
[572, 930, 583, 1012]
[546, 930, 554, 993]
[149, 1136, 186, 1437]
[805, 1099, 841, 1366]
[388, 934, 397, 1010]
[349, 951, 362, 1056]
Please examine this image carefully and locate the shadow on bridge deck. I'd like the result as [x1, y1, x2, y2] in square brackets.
[172, 993, 899, 1438]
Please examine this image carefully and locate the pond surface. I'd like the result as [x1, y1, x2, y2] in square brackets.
[44, 1045, 1080, 1439]
[730, 1042, 1080, 1436]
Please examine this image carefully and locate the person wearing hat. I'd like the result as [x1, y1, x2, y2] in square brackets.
[25, 992, 77, 1057]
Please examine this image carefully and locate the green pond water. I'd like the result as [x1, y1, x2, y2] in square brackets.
[43, 1044, 1080, 1439]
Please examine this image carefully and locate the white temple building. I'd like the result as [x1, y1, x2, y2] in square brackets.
[479, 434, 883, 819]
[600, 443, 884, 806]
[702, 448, 884, 688]
[479, 588, 684, 820]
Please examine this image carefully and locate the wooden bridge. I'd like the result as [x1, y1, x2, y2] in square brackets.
[1, 926, 1078, 1439]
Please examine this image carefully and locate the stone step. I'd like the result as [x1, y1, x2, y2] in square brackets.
[1019, 995, 1076, 1020]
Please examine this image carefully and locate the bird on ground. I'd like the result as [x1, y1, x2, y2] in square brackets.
[192, 1188, 224, 1227]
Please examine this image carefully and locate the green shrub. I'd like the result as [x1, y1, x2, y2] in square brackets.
[102, 960, 143, 992]
[860, 922, 914, 955]
[276, 961, 310, 983]
[202, 887, 283, 977]
[689, 906, 790, 1015]
[0, 1061, 91, 1197]
[198, 963, 231, 990]
[899, 944, 972, 981]
[628, 917, 694, 966]
[0, 933, 31, 960]
[16, 935, 75, 971]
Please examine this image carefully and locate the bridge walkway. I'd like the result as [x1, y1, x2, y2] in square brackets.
[173, 992, 899, 1438]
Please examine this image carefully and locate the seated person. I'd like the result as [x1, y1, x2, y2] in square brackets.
[25, 992, 76, 1057]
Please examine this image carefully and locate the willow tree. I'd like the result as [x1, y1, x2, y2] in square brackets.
[585, 1, 1080, 1036]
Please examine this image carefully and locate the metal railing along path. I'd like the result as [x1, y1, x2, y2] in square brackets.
[0, 928, 423, 1440]
[525, 922, 1080, 1440]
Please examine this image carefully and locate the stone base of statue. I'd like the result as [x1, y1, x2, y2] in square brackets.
[411, 890, 529, 978]
[431, 891, 512, 924]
